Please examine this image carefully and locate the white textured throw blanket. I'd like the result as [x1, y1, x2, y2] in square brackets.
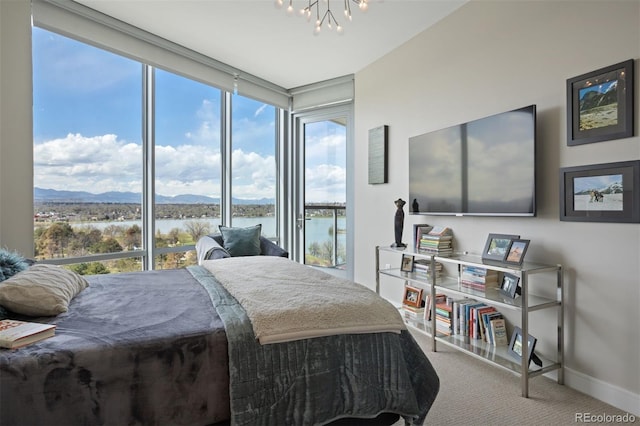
[201, 256, 405, 344]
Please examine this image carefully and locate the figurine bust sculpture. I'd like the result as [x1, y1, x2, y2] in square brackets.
[391, 198, 406, 248]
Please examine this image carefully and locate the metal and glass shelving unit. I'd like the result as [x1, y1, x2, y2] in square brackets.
[375, 245, 564, 397]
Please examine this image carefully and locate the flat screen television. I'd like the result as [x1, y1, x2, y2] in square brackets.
[409, 105, 536, 217]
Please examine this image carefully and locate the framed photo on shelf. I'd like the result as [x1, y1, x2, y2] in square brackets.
[508, 326, 537, 367]
[482, 233, 520, 262]
[499, 273, 520, 299]
[560, 160, 640, 223]
[402, 285, 423, 309]
[400, 254, 415, 273]
[566, 59, 634, 146]
[504, 239, 530, 265]
[412, 223, 432, 250]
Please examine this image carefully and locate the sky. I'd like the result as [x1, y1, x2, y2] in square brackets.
[574, 174, 622, 193]
[32, 27, 345, 203]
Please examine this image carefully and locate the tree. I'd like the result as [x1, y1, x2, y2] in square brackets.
[103, 224, 125, 239]
[321, 240, 334, 266]
[124, 224, 142, 250]
[167, 228, 181, 245]
[69, 262, 109, 275]
[308, 241, 321, 257]
[36, 222, 74, 259]
[70, 227, 103, 256]
[184, 220, 210, 243]
[90, 238, 123, 254]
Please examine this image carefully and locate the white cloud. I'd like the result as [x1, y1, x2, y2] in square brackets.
[186, 99, 221, 143]
[305, 164, 346, 203]
[304, 133, 346, 169]
[254, 104, 268, 117]
[33, 133, 281, 200]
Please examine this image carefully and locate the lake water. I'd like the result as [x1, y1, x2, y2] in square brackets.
[69, 216, 346, 251]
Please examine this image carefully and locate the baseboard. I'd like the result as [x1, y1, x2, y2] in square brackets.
[545, 367, 640, 417]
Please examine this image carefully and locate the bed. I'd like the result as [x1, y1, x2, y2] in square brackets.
[0, 256, 439, 426]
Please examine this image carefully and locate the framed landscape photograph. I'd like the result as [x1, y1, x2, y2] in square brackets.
[400, 254, 414, 273]
[505, 239, 530, 265]
[508, 326, 537, 367]
[499, 273, 520, 299]
[560, 160, 640, 223]
[402, 285, 423, 308]
[566, 59, 634, 146]
[482, 233, 520, 262]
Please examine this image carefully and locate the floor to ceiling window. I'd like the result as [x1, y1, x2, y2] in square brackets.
[33, 27, 144, 274]
[32, 26, 284, 274]
[230, 94, 277, 238]
[154, 69, 222, 269]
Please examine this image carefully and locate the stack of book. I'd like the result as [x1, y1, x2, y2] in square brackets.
[402, 303, 425, 318]
[417, 226, 453, 255]
[412, 258, 443, 280]
[434, 301, 454, 336]
[460, 265, 499, 292]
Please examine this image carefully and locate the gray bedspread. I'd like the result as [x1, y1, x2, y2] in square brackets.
[189, 265, 440, 426]
[0, 269, 230, 426]
[0, 265, 440, 426]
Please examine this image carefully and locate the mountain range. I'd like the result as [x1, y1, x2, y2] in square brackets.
[575, 181, 623, 196]
[34, 187, 274, 205]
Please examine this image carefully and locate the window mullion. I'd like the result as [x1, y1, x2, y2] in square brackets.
[221, 91, 232, 226]
[142, 64, 155, 270]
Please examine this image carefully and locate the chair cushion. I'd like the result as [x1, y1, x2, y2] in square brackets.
[219, 224, 262, 257]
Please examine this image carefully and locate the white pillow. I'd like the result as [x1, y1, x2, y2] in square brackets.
[0, 264, 89, 316]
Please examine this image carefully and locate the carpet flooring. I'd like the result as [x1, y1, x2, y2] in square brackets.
[402, 329, 635, 426]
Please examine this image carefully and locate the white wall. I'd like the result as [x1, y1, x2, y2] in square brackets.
[0, 0, 33, 256]
[354, 0, 639, 415]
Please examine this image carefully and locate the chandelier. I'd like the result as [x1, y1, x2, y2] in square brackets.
[276, 0, 369, 34]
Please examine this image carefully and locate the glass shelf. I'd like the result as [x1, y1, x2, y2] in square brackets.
[435, 276, 559, 311]
[379, 268, 433, 289]
[435, 252, 560, 275]
[434, 333, 561, 377]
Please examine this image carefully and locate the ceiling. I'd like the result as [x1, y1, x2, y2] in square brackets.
[75, 0, 467, 89]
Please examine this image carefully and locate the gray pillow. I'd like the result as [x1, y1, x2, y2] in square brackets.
[0, 264, 89, 316]
[219, 224, 262, 257]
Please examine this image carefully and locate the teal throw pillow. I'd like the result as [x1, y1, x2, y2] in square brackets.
[219, 225, 262, 257]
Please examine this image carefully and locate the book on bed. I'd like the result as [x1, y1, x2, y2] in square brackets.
[0, 319, 56, 349]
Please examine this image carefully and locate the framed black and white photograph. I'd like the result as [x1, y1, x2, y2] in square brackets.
[499, 273, 520, 299]
[560, 160, 640, 223]
[566, 59, 634, 146]
[400, 254, 414, 273]
[505, 239, 530, 265]
[508, 327, 537, 367]
[481, 234, 520, 262]
[402, 285, 423, 309]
